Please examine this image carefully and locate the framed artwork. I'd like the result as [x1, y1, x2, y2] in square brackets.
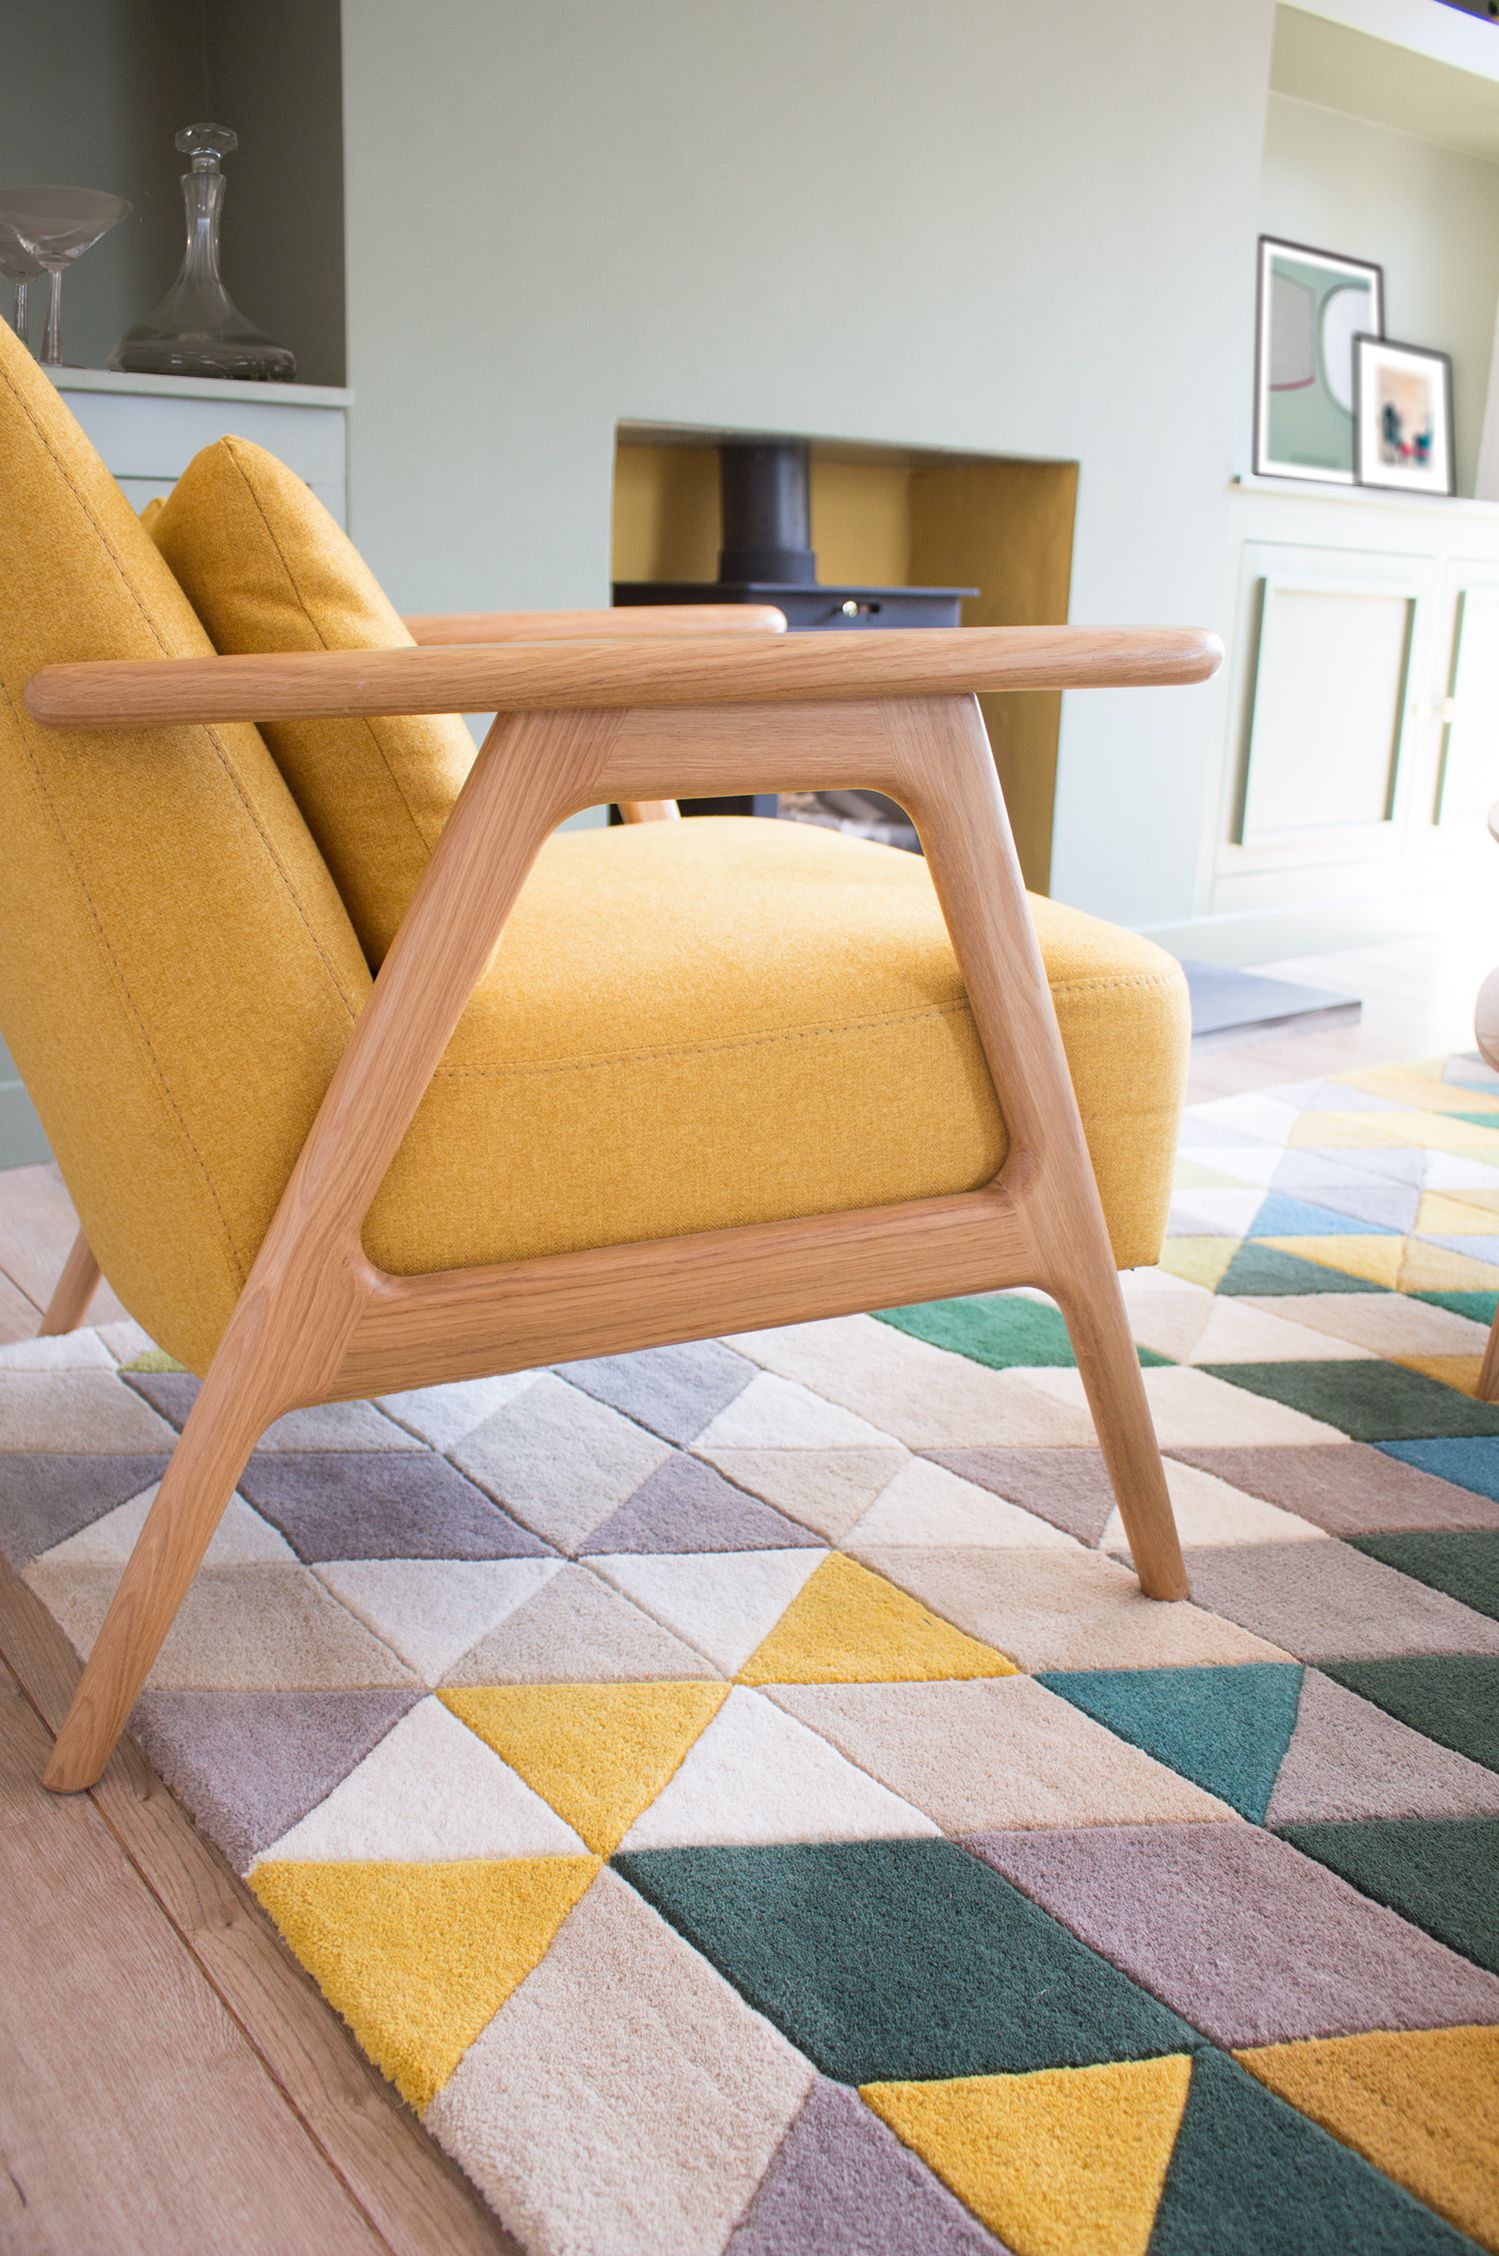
[1354, 335, 1455, 497]
[1254, 236, 1384, 485]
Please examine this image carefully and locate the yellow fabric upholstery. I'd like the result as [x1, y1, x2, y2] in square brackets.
[365, 817, 1188, 1280]
[0, 323, 371, 1377]
[0, 366, 1185, 1376]
[151, 436, 475, 964]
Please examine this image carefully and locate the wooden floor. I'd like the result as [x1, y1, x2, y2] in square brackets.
[0, 926, 1490, 2254]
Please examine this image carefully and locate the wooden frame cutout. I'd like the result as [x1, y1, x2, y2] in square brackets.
[26, 625, 1220, 1790]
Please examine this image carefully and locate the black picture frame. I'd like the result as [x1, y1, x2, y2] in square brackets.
[1254, 235, 1385, 486]
[1353, 334, 1456, 498]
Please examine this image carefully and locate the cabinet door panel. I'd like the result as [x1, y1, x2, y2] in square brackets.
[1438, 587, 1499, 824]
[1239, 576, 1416, 845]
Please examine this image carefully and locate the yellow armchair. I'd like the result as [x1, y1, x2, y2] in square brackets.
[0, 326, 1219, 1793]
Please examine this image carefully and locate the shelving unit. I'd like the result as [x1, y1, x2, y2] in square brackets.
[1189, 0, 1499, 956]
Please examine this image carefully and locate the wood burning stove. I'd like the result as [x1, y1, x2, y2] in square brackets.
[613, 435, 976, 826]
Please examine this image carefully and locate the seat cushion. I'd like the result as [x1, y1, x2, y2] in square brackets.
[365, 817, 1188, 1279]
[151, 435, 476, 964]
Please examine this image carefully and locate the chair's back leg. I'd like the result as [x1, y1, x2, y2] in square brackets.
[890, 697, 1188, 1602]
[39, 1227, 101, 1336]
[43, 1343, 280, 1790]
[1479, 1311, 1499, 1403]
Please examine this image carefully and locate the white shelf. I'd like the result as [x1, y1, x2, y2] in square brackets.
[45, 366, 352, 409]
[1233, 473, 1499, 522]
[1282, 0, 1499, 82]
[1274, 1, 1499, 164]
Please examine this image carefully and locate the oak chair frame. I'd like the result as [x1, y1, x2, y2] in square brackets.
[26, 620, 1220, 1792]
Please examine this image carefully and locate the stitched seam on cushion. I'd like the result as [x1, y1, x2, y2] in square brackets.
[432, 997, 982, 1077]
[428, 972, 1183, 1081]
[219, 436, 441, 861]
[1045, 970, 1185, 998]
[0, 675, 247, 1289]
[5, 369, 362, 1022]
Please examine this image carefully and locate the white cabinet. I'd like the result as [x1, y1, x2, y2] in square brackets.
[1208, 477, 1499, 943]
[1437, 567, 1499, 826]
[47, 367, 351, 524]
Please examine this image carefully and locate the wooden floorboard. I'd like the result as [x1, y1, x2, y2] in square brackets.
[0, 927, 1486, 2252]
[0, 1180, 517, 2256]
[0, 1564, 518, 2256]
[0, 1648, 389, 2256]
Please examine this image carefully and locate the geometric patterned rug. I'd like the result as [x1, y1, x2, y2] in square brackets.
[7, 1052, 1499, 2256]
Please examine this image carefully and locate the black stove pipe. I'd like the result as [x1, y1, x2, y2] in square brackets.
[718, 440, 818, 587]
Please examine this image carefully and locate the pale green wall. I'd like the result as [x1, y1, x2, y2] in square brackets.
[341, 0, 1278, 928]
[1261, 89, 1499, 495]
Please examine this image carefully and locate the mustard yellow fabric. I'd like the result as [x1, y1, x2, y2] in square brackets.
[151, 435, 475, 963]
[365, 816, 1188, 1280]
[1, 361, 1184, 1378]
[0, 322, 370, 1377]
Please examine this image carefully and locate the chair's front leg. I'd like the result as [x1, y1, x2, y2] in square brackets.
[1051, 1276, 1188, 1599]
[43, 706, 618, 1791]
[886, 697, 1189, 1603]
[43, 1326, 285, 1789]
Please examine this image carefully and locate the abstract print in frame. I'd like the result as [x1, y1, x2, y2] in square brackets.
[1355, 334, 1455, 499]
[1255, 235, 1384, 486]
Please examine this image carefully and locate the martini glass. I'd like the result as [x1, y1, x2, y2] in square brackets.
[0, 220, 45, 347]
[0, 187, 131, 366]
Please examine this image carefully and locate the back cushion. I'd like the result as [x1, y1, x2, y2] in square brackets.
[0, 324, 371, 1372]
[153, 437, 475, 963]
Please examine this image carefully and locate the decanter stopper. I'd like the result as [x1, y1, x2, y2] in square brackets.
[110, 122, 295, 382]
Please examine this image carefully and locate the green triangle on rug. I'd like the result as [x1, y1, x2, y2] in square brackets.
[1147, 2045, 1478, 2254]
[1036, 1664, 1304, 1821]
[1414, 1289, 1499, 1326]
[1213, 1243, 1377, 1298]
[1276, 1817, 1499, 1976]
[1320, 1656, 1499, 1775]
[874, 1294, 1169, 1369]
[1346, 1531, 1499, 1623]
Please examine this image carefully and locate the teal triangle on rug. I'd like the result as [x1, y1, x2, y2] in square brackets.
[1036, 1663, 1305, 1821]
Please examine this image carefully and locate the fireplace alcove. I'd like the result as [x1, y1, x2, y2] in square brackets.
[610, 424, 1078, 894]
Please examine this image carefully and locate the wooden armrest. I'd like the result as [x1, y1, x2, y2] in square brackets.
[402, 604, 787, 643]
[26, 626, 1222, 731]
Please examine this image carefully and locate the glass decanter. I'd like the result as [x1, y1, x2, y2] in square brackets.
[111, 124, 294, 381]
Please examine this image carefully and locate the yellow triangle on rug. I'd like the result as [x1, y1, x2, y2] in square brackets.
[861, 2055, 1193, 2256]
[440, 1680, 728, 1852]
[1157, 1236, 1239, 1291]
[737, 1552, 1014, 1684]
[1260, 1235, 1404, 1290]
[249, 1855, 597, 2109]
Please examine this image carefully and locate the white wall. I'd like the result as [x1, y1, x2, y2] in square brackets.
[340, 0, 1278, 929]
[1261, 89, 1499, 496]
